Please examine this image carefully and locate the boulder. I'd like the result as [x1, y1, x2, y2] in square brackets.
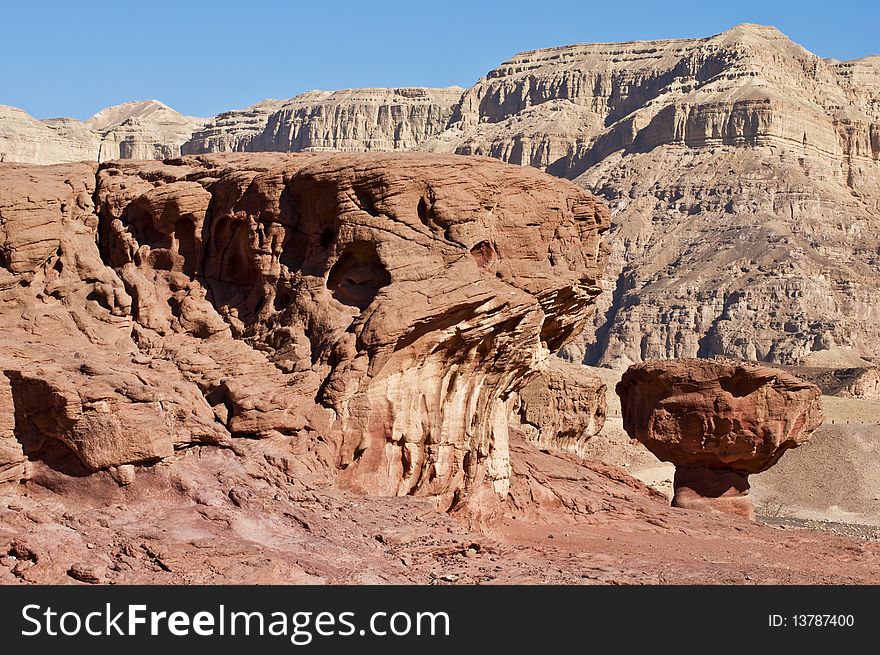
[616, 358, 824, 519]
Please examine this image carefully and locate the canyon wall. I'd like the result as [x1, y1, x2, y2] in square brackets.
[432, 24, 880, 366]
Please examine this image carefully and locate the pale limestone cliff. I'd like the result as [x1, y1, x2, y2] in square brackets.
[0, 106, 101, 164]
[91, 100, 205, 161]
[181, 99, 286, 154]
[183, 87, 464, 155]
[0, 101, 204, 164]
[429, 24, 880, 366]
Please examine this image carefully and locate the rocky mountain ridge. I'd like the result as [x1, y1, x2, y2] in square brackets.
[183, 87, 464, 154]
[3, 24, 879, 368]
[0, 100, 205, 164]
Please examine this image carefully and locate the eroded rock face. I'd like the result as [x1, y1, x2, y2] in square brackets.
[180, 100, 287, 154]
[616, 359, 823, 519]
[421, 25, 880, 368]
[514, 358, 606, 457]
[183, 88, 463, 155]
[0, 153, 608, 520]
[0, 101, 204, 165]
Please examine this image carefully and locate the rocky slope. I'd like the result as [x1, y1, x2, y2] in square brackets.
[5, 432, 879, 585]
[427, 24, 880, 367]
[0, 101, 204, 164]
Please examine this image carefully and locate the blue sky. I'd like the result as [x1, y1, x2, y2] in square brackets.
[2, 0, 878, 120]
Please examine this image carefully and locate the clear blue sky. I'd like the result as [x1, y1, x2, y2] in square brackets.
[2, 0, 878, 120]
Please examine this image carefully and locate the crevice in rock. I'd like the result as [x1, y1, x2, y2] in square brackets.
[584, 268, 632, 365]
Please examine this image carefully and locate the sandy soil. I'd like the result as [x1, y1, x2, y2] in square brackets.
[2, 437, 878, 585]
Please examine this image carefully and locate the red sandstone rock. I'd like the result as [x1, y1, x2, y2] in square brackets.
[616, 358, 824, 519]
[514, 358, 606, 456]
[0, 154, 609, 522]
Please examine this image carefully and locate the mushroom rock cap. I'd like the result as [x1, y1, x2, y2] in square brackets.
[616, 358, 824, 474]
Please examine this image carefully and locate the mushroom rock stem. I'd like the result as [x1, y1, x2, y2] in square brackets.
[672, 466, 754, 521]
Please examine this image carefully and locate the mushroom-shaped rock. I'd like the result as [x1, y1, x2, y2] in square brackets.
[615, 359, 823, 519]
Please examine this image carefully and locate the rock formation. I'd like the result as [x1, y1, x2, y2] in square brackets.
[429, 24, 880, 367]
[0, 106, 101, 164]
[4, 24, 879, 369]
[616, 359, 823, 519]
[184, 87, 463, 155]
[0, 153, 608, 523]
[89, 101, 205, 161]
[779, 365, 880, 399]
[181, 99, 286, 154]
[514, 358, 606, 457]
[0, 101, 204, 164]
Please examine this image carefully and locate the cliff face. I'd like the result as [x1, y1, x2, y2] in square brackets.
[183, 88, 463, 155]
[0, 101, 205, 164]
[0, 106, 102, 164]
[432, 24, 880, 366]
[0, 153, 608, 520]
[432, 25, 879, 175]
[180, 99, 286, 154]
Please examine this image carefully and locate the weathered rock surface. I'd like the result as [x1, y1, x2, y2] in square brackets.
[422, 24, 880, 368]
[185, 88, 463, 155]
[90, 101, 205, 161]
[780, 365, 880, 399]
[616, 359, 823, 518]
[4, 25, 880, 370]
[514, 358, 606, 457]
[5, 431, 877, 585]
[181, 99, 286, 154]
[0, 106, 101, 164]
[0, 101, 204, 164]
[4, 88, 462, 164]
[0, 153, 608, 523]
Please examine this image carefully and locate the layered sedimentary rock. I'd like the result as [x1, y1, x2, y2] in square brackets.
[514, 358, 606, 457]
[0, 106, 101, 164]
[616, 359, 823, 519]
[89, 101, 205, 161]
[780, 365, 880, 399]
[0, 162, 226, 486]
[181, 99, 286, 154]
[426, 24, 880, 367]
[0, 101, 204, 164]
[183, 88, 463, 155]
[0, 153, 608, 520]
[6, 25, 879, 367]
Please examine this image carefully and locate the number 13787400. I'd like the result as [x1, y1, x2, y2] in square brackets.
[769, 614, 854, 628]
